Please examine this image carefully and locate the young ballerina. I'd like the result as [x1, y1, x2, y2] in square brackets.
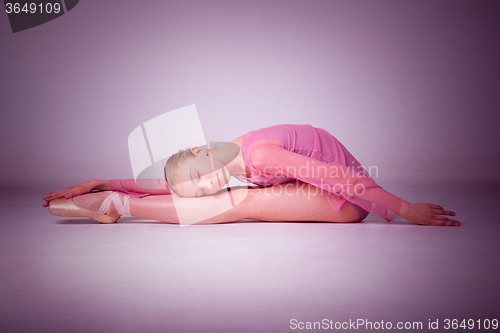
[44, 124, 459, 226]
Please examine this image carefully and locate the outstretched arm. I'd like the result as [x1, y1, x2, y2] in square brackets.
[43, 178, 171, 207]
[108, 178, 171, 195]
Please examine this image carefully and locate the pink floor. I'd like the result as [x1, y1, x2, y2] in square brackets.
[1, 180, 499, 332]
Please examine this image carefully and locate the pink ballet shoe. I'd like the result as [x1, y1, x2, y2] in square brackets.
[49, 195, 120, 224]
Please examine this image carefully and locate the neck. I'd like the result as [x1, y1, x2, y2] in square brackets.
[211, 139, 248, 177]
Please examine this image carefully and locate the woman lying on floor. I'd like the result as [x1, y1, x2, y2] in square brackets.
[43, 124, 459, 226]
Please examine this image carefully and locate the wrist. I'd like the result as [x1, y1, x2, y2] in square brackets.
[399, 200, 411, 219]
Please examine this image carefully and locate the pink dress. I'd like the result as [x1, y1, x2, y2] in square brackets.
[110, 124, 402, 222]
[237, 124, 402, 222]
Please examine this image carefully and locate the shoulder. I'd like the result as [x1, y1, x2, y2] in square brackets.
[242, 124, 309, 146]
[246, 141, 286, 168]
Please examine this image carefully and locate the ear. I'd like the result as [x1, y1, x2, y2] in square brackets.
[191, 147, 208, 156]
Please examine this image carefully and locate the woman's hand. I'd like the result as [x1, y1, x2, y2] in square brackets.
[43, 179, 107, 207]
[400, 201, 460, 226]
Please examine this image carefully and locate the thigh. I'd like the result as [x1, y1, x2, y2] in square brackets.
[237, 181, 360, 223]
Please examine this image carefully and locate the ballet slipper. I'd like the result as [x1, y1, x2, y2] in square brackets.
[49, 191, 129, 224]
[98, 191, 130, 217]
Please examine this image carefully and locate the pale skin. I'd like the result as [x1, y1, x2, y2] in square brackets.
[43, 138, 460, 226]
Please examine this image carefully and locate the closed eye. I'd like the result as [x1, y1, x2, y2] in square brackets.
[197, 172, 205, 196]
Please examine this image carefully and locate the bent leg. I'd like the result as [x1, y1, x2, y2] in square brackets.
[234, 181, 360, 223]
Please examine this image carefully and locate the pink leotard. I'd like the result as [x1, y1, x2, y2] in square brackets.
[109, 124, 402, 222]
[237, 124, 402, 222]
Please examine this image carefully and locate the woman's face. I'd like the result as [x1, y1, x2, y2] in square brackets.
[173, 149, 229, 197]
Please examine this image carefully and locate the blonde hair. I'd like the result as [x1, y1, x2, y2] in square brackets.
[164, 148, 196, 195]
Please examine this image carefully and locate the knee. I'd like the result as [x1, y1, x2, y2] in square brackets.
[331, 202, 364, 223]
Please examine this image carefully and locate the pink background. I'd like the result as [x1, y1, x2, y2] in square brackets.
[1, 2, 500, 332]
[1, 0, 499, 188]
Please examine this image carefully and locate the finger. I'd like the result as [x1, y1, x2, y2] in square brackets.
[435, 209, 456, 216]
[44, 193, 61, 200]
[49, 190, 64, 194]
[434, 215, 458, 221]
[430, 204, 443, 210]
[44, 192, 68, 201]
[53, 189, 67, 195]
[432, 217, 461, 226]
[441, 220, 460, 226]
[45, 190, 63, 199]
